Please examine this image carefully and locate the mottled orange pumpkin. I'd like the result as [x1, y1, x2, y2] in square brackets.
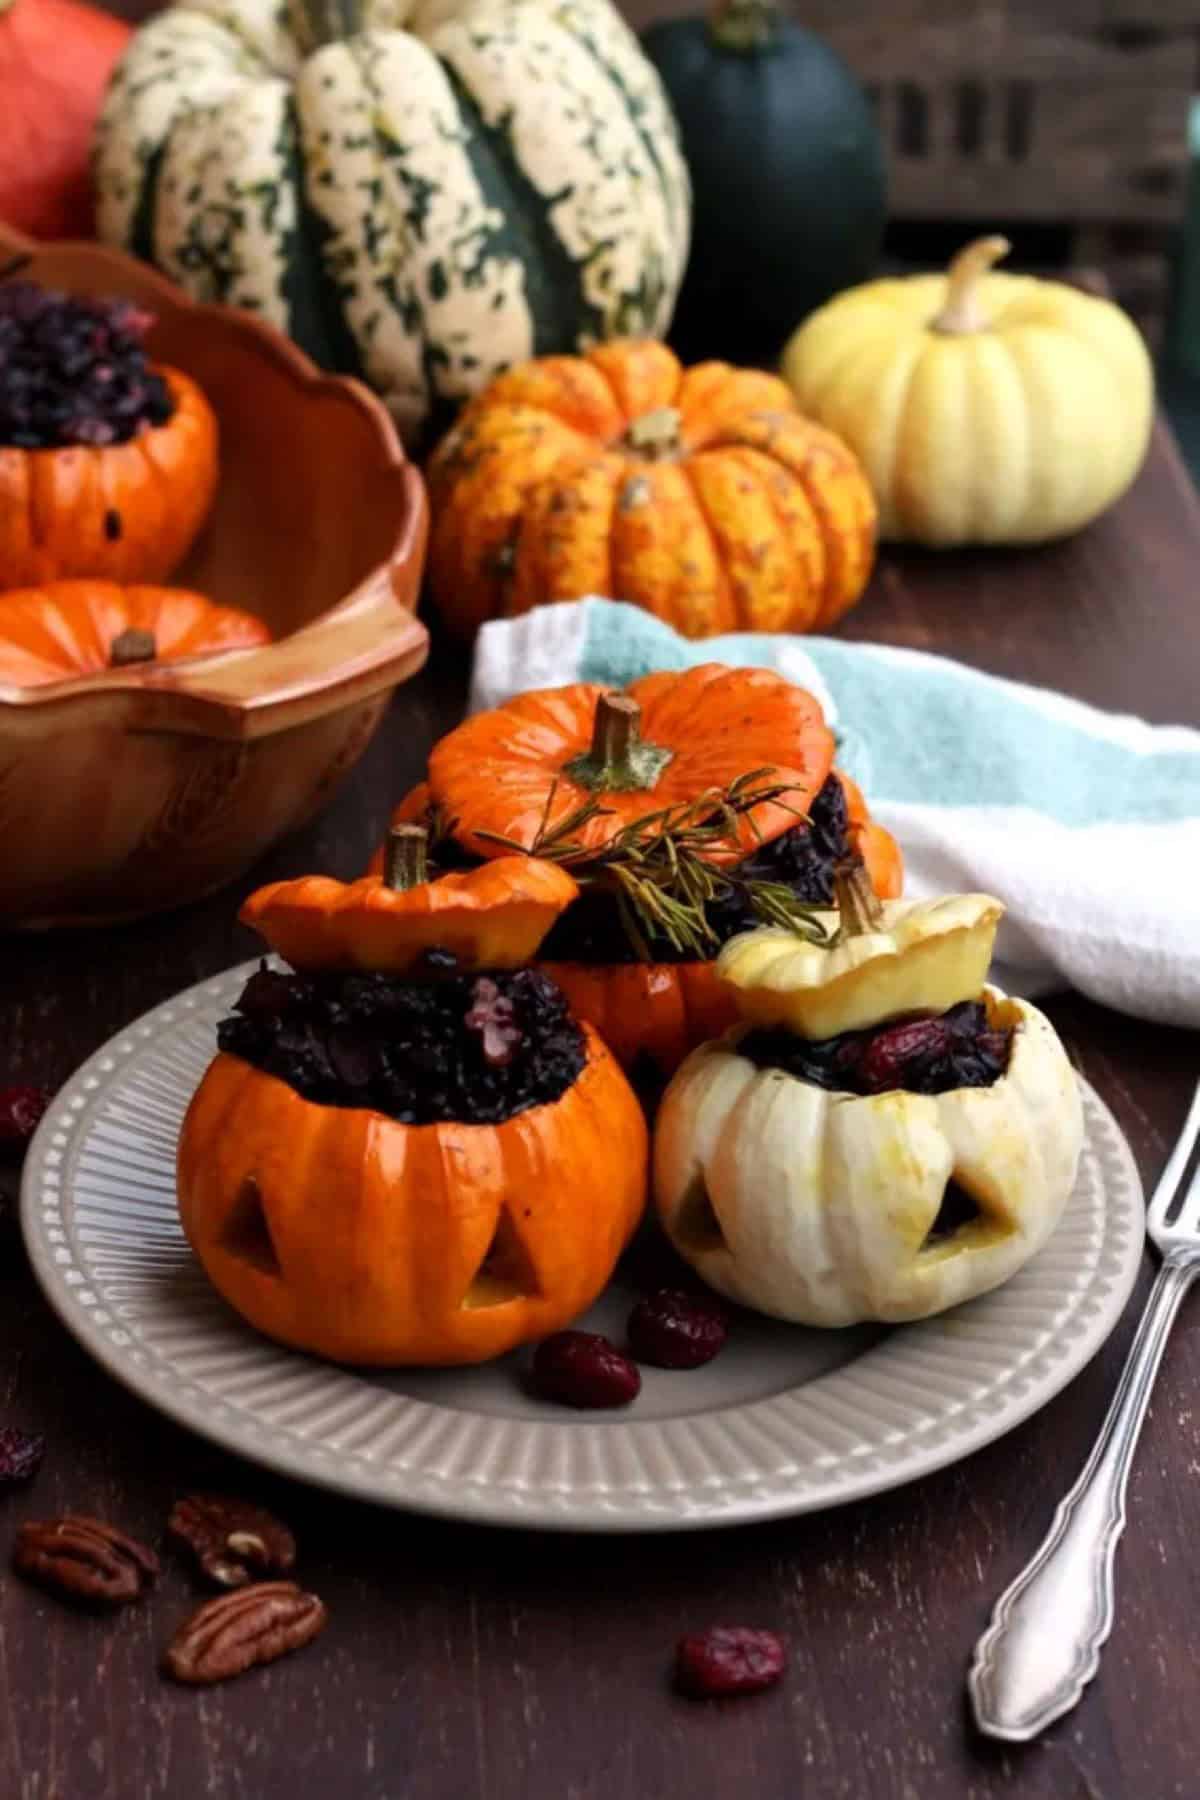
[0, 366, 218, 588]
[427, 338, 877, 639]
[0, 579, 268, 685]
[177, 837, 647, 1366]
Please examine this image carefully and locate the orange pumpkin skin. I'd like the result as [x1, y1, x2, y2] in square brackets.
[176, 1030, 649, 1367]
[0, 579, 268, 684]
[427, 666, 835, 862]
[0, 367, 218, 588]
[427, 339, 876, 640]
[0, 0, 130, 239]
[241, 859, 579, 975]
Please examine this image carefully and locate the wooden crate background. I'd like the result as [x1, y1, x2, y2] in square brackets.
[620, 0, 1197, 344]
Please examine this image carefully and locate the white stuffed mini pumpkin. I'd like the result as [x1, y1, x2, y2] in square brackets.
[653, 871, 1083, 1326]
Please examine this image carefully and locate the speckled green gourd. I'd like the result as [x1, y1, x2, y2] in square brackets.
[94, 0, 691, 444]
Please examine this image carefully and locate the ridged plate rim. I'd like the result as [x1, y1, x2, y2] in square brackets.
[21, 961, 1144, 1533]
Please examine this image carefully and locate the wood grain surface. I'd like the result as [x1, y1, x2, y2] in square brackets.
[1, 421, 1197, 1799]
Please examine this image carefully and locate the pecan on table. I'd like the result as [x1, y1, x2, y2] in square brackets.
[13, 1516, 159, 1607]
[167, 1494, 296, 1589]
[163, 1582, 328, 1685]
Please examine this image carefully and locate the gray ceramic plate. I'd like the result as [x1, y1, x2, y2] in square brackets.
[21, 962, 1144, 1532]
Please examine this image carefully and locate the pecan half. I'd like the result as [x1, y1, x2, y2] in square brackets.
[164, 1581, 327, 1685]
[13, 1516, 159, 1607]
[167, 1494, 296, 1589]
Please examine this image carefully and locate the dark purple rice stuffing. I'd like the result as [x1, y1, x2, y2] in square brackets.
[741, 1001, 1012, 1098]
[217, 964, 586, 1125]
[0, 281, 173, 450]
[538, 773, 851, 965]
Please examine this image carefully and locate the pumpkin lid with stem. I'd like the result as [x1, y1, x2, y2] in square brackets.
[240, 827, 580, 975]
[716, 862, 1005, 1039]
[0, 581, 269, 688]
[426, 665, 835, 863]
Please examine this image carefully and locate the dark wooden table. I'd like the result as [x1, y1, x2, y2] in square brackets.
[1, 408, 1197, 1799]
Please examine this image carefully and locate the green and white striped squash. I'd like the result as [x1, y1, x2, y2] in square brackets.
[94, 0, 691, 443]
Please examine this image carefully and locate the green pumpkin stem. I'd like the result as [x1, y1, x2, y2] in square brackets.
[562, 693, 675, 793]
[383, 824, 429, 892]
[932, 235, 1011, 335]
[109, 628, 157, 668]
[709, 0, 781, 52]
[834, 858, 884, 937]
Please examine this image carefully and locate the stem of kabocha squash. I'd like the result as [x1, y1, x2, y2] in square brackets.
[708, 0, 780, 51]
[109, 628, 157, 668]
[383, 824, 429, 891]
[563, 693, 675, 794]
[834, 858, 884, 936]
[622, 407, 683, 460]
[932, 236, 1011, 335]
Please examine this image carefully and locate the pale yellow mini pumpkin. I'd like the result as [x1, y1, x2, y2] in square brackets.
[653, 987, 1083, 1326]
[718, 886, 1004, 1039]
[781, 236, 1153, 546]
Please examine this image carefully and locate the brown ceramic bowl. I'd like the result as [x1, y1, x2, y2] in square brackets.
[0, 224, 429, 928]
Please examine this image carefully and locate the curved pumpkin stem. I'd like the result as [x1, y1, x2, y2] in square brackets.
[932, 236, 1011, 335]
[834, 858, 884, 937]
[708, 0, 781, 51]
[383, 824, 429, 892]
[109, 628, 157, 668]
[563, 693, 675, 793]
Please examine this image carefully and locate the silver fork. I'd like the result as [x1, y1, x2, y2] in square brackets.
[969, 1078, 1200, 1741]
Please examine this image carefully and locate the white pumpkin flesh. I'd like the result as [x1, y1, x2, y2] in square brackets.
[653, 988, 1083, 1327]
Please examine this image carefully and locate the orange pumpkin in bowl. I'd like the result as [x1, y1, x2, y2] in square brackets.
[372, 666, 903, 1084]
[0, 580, 268, 685]
[427, 338, 877, 640]
[177, 832, 648, 1367]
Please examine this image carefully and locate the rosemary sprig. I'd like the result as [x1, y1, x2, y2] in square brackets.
[476, 772, 841, 959]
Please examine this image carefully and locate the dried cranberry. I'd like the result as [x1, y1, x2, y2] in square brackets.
[0, 1427, 46, 1487]
[0, 1085, 52, 1155]
[530, 1331, 641, 1409]
[675, 1627, 787, 1699]
[464, 977, 523, 1068]
[860, 1017, 950, 1094]
[627, 1289, 728, 1370]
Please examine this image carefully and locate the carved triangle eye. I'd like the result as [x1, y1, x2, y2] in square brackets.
[218, 1176, 282, 1277]
[673, 1175, 728, 1255]
[461, 1212, 540, 1310]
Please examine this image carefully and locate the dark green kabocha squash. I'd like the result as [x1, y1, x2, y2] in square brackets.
[643, 0, 887, 364]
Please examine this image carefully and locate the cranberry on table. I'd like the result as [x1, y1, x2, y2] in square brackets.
[675, 1626, 788, 1699]
[627, 1289, 729, 1370]
[0, 1084, 52, 1154]
[530, 1331, 641, 1409]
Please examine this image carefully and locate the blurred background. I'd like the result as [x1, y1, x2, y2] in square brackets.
[94, 0, 1200, 472]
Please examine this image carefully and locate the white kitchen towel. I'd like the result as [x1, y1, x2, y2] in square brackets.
[467, 598, 1200, 1029]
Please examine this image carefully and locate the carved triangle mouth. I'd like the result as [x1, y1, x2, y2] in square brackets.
[461, 1211, 540, 1310]
[218, 1176, 282, 1277]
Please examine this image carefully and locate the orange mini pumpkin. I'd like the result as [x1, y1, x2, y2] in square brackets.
[0, 579, 268, 685]
[0, 366, 218, 589]
[177, 830, 648, 1367]
[427, 338, 877, 639]
[374, 669, 903, 1082]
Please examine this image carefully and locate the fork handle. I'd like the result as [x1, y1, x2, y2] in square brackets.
[968, 1248, 1200, 1741]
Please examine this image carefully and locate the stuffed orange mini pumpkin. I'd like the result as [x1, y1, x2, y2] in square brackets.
[0, 580, 267, 684]
[177, 829, 648, 1367]
[373, 667, 903, 1083]
[0, 279, 218, 589]
[427, 338, 876, 639]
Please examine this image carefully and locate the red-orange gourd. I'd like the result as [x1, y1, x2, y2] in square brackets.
[177, 836, 648, 1367]
[0, 580, 268, 685]
[0, 367, 218, 589]
[0, 0, 130, 240]
[427, 338, 877, 640]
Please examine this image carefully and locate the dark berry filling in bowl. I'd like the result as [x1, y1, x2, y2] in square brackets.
[741, 1000, 1013, 1098]
[538, 774, 852, 965]
[0, 281, 173, 450]
[218, 963, 587, 1125]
